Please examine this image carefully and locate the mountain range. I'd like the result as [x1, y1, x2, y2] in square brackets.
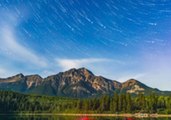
[0, 67, 170, 98]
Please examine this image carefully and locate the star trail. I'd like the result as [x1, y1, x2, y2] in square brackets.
[0, 0, 171, 90]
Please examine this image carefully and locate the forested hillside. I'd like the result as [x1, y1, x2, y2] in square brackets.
[0, 91, 171, 114]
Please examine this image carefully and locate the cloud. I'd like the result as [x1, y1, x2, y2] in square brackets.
[56, 58, 111, 70]
[0, 11, 47, 67]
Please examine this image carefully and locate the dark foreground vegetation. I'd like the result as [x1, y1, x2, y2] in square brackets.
[0, 91, 171, 114]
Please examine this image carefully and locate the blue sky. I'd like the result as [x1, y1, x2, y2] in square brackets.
[0, 0, 171, 90]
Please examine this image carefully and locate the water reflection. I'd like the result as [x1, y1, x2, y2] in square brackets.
[0, 115, 170, 120]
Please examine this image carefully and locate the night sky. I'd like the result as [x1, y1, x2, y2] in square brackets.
[0, 0, 171, 90]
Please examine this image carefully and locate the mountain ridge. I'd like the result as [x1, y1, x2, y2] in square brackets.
[0, 67, 170, 97]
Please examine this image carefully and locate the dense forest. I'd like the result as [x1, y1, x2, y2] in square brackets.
[0, 91, 171, 114]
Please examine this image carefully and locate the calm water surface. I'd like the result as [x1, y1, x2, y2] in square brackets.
[0, 115, 170, 120]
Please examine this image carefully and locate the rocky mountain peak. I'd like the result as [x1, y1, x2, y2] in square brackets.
[122, 79, 139, 88]
[0, 73, 25, 83]
[78, 67, 94, 78]
[121, 79, 146, 94]
[26, 74, 42, 80]
[25, 75, 43, 88]
[0, 68, 170, 97]
[61, 68, 94, 80]
[15, 73, 24, 78]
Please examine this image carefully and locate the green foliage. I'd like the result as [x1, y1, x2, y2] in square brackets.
[0, 91, 77, 113]
[0, 91, 171, 114]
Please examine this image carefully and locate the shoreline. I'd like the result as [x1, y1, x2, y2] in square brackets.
[0, 113, 171, 118]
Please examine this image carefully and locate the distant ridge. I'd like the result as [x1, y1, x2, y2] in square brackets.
[0, 67, 170, 98]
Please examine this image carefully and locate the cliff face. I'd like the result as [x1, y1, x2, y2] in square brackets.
[0, 68, 170, 97]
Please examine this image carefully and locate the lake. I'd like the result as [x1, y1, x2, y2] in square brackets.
[0, 115, 171, 120]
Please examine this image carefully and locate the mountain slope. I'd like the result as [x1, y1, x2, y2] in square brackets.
[0, 73, 43, 92]
[0, 68, 170, 97]
[29, 68, 118, 97]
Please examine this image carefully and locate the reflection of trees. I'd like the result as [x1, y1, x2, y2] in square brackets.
[1, 115, 78, 120]
[1, 116, 170, 120]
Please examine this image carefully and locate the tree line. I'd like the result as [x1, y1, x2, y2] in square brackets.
[0, 91, 171, 114]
